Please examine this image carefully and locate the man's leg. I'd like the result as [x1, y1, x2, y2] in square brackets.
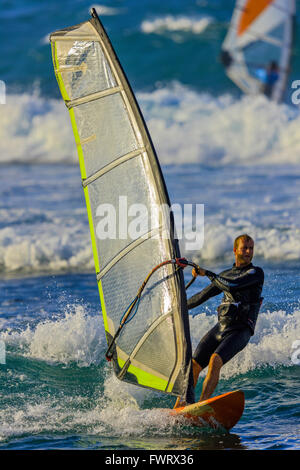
[174, 353, 222, 407]
[192, 358, 202, 387]
[199, 328, 252, 401]
[199, 352, 223, 401]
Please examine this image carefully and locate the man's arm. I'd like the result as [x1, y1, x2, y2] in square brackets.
[187, 283, 221, 310]
[204, 267, 264, 293]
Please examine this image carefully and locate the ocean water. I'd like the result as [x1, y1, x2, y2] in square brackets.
[0, 0, 300, 452]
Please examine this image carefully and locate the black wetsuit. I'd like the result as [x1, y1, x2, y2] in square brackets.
[188, 263, 264, 368]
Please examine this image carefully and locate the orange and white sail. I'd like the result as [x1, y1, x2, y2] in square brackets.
[221, 0, 295, 102]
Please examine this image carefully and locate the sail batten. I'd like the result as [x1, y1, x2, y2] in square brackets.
[50, 10, 192, 397]
[82, 149, 145, 187]
[66, 87, 122, 109]
[96, 226, 163, 281]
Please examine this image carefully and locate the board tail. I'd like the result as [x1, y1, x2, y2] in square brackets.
[171, 390, 245, 430]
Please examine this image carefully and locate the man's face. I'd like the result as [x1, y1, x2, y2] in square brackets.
[234, 238, 254, 266]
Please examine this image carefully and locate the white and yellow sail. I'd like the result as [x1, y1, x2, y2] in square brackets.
[221, 0, 295, 102]
[50, 10, 192, 396]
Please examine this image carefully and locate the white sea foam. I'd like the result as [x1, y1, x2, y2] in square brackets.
[41, 4, 125, 46]
[1, 86, 300, 166]
[0, 368, 177, 440]
[1, 305, 105, 367]
[90, 4, 125, 16]
[1, 307, 299, 440]
[0, 207, 300, 275]
[2, 306, 298, 375]
[181, 223, 300, 261]
[0, 214, 94, 273]
[0, 92, 76, 164]
[138, 83, 300, 166]
[141, 15, 213, 36]
[40, 33, 50, 45]
[1, 86, 300, 273]
[94, 373, 181, 436]
[1, 212, 300, 274]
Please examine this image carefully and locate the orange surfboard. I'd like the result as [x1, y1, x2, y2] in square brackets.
[169, 390, 245, 431]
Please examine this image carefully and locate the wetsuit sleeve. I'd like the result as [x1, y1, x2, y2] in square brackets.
[187, 283, 222, 309]
[205, 267, 264, 293]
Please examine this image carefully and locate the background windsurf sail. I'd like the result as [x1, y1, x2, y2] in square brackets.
[221, 0, 295, 102]
[50, 9, 193, 396]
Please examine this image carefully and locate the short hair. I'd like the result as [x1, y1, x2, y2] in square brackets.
[234, 234, 254, 250]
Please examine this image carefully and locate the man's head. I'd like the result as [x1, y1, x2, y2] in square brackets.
[233, 234, 254, 267]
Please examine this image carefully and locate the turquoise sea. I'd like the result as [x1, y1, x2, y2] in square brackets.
[0, 0, 300, 452]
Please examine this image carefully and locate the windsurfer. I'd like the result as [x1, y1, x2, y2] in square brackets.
[174, 234, 264, 408]
[264, 61, 280, 97]
[255, 60, 280, 98]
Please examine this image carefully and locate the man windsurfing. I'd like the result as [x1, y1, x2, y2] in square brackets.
[255, 60, 280, 98]
[174, 234, 264, 408]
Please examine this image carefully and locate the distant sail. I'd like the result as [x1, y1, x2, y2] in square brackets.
[50, 10, 192, 396]
[221, 0, 295, 102]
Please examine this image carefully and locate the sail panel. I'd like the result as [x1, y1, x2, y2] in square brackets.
[50, 11, 191, 396]
[52, 24, 116, 101]
[237, 0, 274, 36]
[101, 239, 175, 349]
[133, 318, 177, 378]
[73, 94, 139, 177]
[87, 155, 161, 270]
[100, 238, 182, 394]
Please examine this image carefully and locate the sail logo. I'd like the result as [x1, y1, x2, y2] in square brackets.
[0, 80, 5, 104]
[291, 80, 300, 105]
[95, 197, 204, 251]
